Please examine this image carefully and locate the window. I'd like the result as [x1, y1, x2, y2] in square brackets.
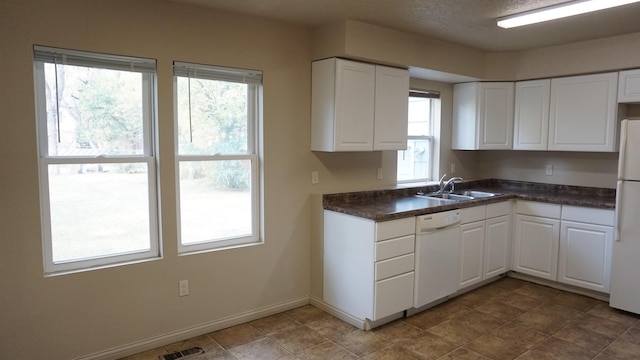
[397, 90, 440, 183]
[173, 62, 262, 253]
[33, 46, 159, 274]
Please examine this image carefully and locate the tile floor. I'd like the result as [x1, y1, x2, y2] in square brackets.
[121, 277, 640, 360]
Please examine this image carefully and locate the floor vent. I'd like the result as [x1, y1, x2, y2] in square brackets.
[158, 347, 204, 360]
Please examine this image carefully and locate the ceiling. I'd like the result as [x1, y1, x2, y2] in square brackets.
[169, 0, 640, 52]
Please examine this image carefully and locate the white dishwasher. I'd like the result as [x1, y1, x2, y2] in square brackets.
[414, 210, 462, 308]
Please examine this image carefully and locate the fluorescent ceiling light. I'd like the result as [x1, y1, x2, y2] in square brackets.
[497, 0, 640, 28]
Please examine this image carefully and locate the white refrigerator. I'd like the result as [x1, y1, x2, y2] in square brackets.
[610, 119, 640, 314]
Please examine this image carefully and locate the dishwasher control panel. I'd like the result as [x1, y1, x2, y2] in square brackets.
[415, 210, 461, 233]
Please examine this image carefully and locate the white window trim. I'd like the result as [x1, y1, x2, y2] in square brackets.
[397, 90, 439, 184]
[33, 46, 160, 275]
[173, 62, 262, 254]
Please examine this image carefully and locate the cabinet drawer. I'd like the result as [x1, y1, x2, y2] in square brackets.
[376, 235, 415, 261]
[487, 201, 511, 218]
[561, 205, 614, 226]
[375, 253, 414, 281]
[461, 205, 486, 224]
[374, 271, 414, 320]
[376, 217, 415, 241]
[517, 200, 561, 218]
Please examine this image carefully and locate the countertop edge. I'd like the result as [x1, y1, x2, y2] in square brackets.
[322, 179, 616, 222]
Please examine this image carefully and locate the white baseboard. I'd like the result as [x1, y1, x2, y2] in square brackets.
[75, 296, 310, 360]
[309, 295, 367, 330]
[507, 271, 610, 302]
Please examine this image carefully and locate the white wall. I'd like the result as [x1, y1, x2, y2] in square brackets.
[0, 1, 314, 358]
[477, 151, 619, 188]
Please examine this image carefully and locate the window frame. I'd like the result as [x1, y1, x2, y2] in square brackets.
[173, 61, 262, 254]
[33, 46, 160, 275]
[397, 90, 439, 184]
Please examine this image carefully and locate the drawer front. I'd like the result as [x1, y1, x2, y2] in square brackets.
[460, 205, 486, 224]
[561, 205, 615, 226]
[374, 271, 414, 320]
[375, 253, 415, 281]
[376, 217, 415, 241]
[376, 235, 415, 261]
[517, 200, 561, 218]
[487, 201, 511, 218]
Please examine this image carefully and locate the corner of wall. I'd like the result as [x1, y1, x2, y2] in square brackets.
[311, 20, 347, 61]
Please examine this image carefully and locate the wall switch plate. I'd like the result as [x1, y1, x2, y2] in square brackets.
[546, 164, 553, 175]
[450, 163, 456, 174]
[376, 168, 383, 180]
[311, 171, 319, 184]
[179, 280, 189, 297]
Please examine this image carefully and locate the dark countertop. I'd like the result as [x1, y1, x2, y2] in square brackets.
[323, 179, 616, 221]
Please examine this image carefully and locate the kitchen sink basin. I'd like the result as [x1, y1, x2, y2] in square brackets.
[416, 192, 474, 201]
[453, 190, 499, 198]
[415, 190, 500, 202]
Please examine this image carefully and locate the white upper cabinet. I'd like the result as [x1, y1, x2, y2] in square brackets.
[513, 79, 550, 151]
[618, 69, 640, 103]
[453, 82, 514, 150]
[548, 72, 618, 152]
[311, 58, 409, 152]
[374, 66, 410, 150]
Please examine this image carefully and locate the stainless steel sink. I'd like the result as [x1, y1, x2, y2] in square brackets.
[453, 190, 499, 198]
[416, 192, 474, 201]
[415, 190, 500, 202]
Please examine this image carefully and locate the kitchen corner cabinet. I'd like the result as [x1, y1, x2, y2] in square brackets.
[513, 201, 561, 281]
[558, 206, 614, 293]
[618, 69, 640, 103]
[452, 82, 514, 150]
[458, 201, 511, 290]
[513, 79, 550, 151]
[323, 211, 415, 325]
[548, 73, 618, 152]
[311, 58, 409, 152]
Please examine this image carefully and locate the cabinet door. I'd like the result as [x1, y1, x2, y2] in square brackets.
[618, 69, 640, 103]
[374, 272, 414, 320]
[513, 214, 560, 280]
[334, 59, 376, 151]
[548, 73, 617, 152]
[485, 215, 511, 278]
[374, 65, 409, 150]
[452, 82, 479, 150]
[452, 82, 514, 150]
[478, 82, 514, 150]
[458, 221, 485, 289]
[513, 79, 550, 150]
[559, 221, 613, 293]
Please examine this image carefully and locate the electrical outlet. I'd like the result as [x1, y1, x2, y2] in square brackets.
[311, 171, 319, 184]
[376, 168, 383, 180]
[179, 279, 189, 297]
[546, 164, 553, 175]
[450, 163, 456, 174]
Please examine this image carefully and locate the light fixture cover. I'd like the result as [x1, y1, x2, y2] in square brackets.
[497, 0, 640, 28]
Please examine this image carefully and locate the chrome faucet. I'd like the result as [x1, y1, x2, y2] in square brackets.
[439, 174, 465, 193]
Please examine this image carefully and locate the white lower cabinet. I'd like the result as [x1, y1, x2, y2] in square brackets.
[374, 272, 415, 319]
[458, 201, 512, 290]
[459, 220, 485, 288]
[323, 198, 612, 329]
[558, 206, 614, 293]
[513, 201, 561, 281]
[323, 211, 415, 325]
[484, 214, 511, 278]
[513, 201, 613, 294]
